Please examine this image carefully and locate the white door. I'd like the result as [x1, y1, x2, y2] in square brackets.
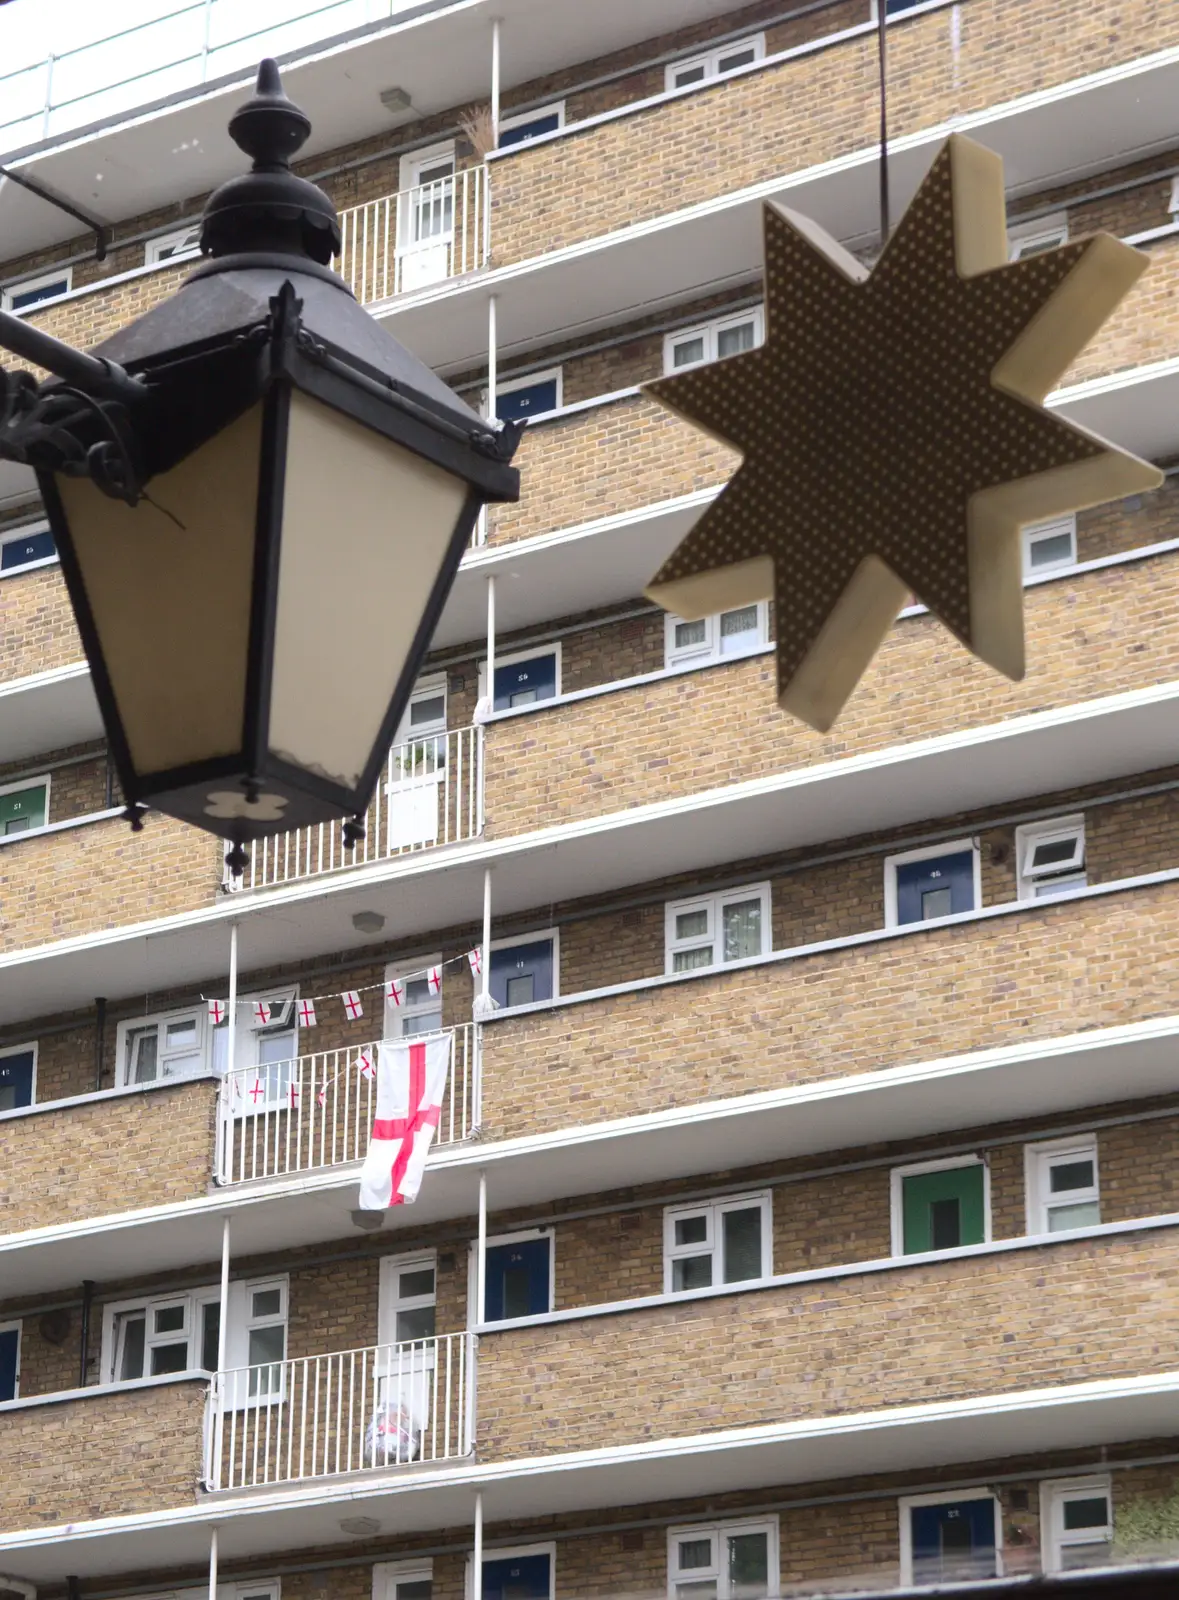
[397, 144, 455, 291]
[386, 679, 447, 850]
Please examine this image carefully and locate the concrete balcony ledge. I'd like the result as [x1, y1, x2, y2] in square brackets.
[0, 1067, 216, 1125]
[0, 1370, 207, 1417]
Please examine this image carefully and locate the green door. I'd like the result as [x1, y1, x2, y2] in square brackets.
[901, 1164, 986, 1254]
[0, 783, 47, 836]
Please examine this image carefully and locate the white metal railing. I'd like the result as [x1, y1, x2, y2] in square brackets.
[216, 1023, 478, 1184]
[338, 168, 490, 304]
[234, 724, 482, 890]
[205, 1332, 474, 1490]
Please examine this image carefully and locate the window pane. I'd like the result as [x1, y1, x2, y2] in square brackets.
[128, 1027, 158, 1084]
[4, 816, 30, 834]
[717, 47, 757, 72]
[673, 947, 714, 973]
[505, 973, 535, 1006]
[929, 1196, 961, 1249]
[675, 1215, 708, 1246]
[1063, 1497, 1110, 1531]
[404, 1009, 443, 1036]
[922, 886, 953, 920]
[249, 1323, 285, 1367]
[396, 1305, 436, 1342]
[675, 1585, 717, 1600]
[718, 605, 758, 650]
[410, 694, 445, 728]
[396, 1583, 433, 1600]
[154, 1304, 185, 1334]
[150, 1341, 189, 1375]
[722, 1208, 763, 1283]
[165, 1019, 197, 1048]
[1048, 1200, 1101, 1231]
[673, 65, 707, 87]
[673, 1255, 712, 1292]
[673, 335, 706, 367]
[676, 909, 709, 940]
[257, 1031, 295, 1067]
[251, 1287, 282, 1319]
[716, 321, 755, 358]
[727, 1532, 769, 1598]
[1031, 837, 1078, 870]
[405, 977, 433, 1007]
[1049, 1159, 1095, 1193]
[1028, 529, 1074, 568]
[678, 1539, 713, 1572]
[201, 1302, 220, 1372]
[674, 619, 708, 650]
[1060, 1542, 1113, 1571]
[722, 899, 761, 961]
[118, 1315, 146, 1381]
[399, 1267, 436, 1299]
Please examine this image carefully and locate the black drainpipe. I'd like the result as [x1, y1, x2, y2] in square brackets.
[93, 997, 107, 1091]
[78, 1281, 94, 1388]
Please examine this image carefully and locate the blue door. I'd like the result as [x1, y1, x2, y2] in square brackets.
[484, 1237, 551, 1321]
[493, 652, 557, 710]
[895, 850, 974, 925]
[490, 939, 553, 1009]
[0, 1050, 34, 1111]
[496, 377, 559, 423]
[910, 1499, 996, 1583]
[0, 1325, 19, 1401]
[498, 111, 561, 148]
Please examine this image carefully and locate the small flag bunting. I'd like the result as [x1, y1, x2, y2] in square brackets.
[357, 1048, 375, 1079]
[289, 1083, 300, 1108]
[342, 991, 364, 1021]
[386, 978, 404, 1007]
[249, 1079, 265, 1105]
[466, 947, 482, 978]
[298, 998, 317, 1028]
[427, 965, 442, 994]
[253, 1001, 272, 1027]
[316, 1087, 327, 1107]
[208, 998, 227, 1025]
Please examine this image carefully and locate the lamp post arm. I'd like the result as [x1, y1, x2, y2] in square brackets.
[0, 309, 146, 407]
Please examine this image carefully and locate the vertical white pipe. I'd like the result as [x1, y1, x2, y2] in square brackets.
[481, 869, 493, 1009]
[208, 1525, 219, 1600]
[216, 1217, 231, 1373]
[226, 921, 239, 1074]
[487, 293, 498, 419]
[485, 574, 497, 714]
[476, 1170, 488, 1325]
[473, 1490, 484, 1600]
[490, 18, 501, 147]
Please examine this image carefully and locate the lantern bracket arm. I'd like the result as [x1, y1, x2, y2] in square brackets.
[0, 364, 145, 505]
[0, 308, 147, 408]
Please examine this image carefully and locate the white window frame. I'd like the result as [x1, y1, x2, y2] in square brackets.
[0, 1041, 37, 1108]
[1023, 514, 1077, 577]
[384, 955, 444, 1040]
[0, 773, 50, 842]
[394, 675, 448, 750]
[374, 1562, 433, 1600]
[498, 102, 565, 143]
[1015, 814, 1086, 901]
[240, 1276, 288, 1400]
[378, 1249, 438, 1346]
[1170, 176, 1179, 215]
[145, 223, 202, 266]
[0, 520, 56, 576]
[1008, 213, 1069, 259]
[0, 1319, 21, 1400]
[663, 1192, 772, 1294]
[898, 1490, 1002, 1585]
[1040, 1476, 1113, 1574]
[665, 601, 769, 669]
[889, 1155, 992, 1257]
[495, 366, 564, 419]
[470, 1227, 556, 1326]
[101, 1285, 220, 1384]
[1, 267, 73, 313]
[478, 641, 563, 709]
[667, 1516, 779, 1600]
[464, 1544, 556, 1600]
[665, 33, 765, 92]
[883, 837, 981, 930]
[665, 882, 771, 975]
[399, 139, 457, 194]
[219, 986, 300, 1110]
[489, 928, 560, 1008]
[664, 306, 764, 373]
[115, 1003, 208, 1089]
[1025, 1136, 1100, 1236]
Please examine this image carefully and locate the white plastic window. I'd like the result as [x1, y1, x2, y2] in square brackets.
[380, 1251, 438, 1344]
[1042, 1478, 1113, 1572]
[145, 224, 202, 265]
[664, 1194, 771, 1293]
[666, 35, 765, 91]
[666, 884, 770, 974]
[666, 603, 768, 668]
[1, 268, 72, 312]
[1015, 815, 1086, 900]
[1008, 213, 1068, 259]
[213, 989, 299, 1108]
[668, 1519, 778, 1600]
[1027, 1138, 1100, 1234]
[105, 1287, 221, 1382]
[665, 308, 764, 373]
[117, 1007, 206, 1087]
[1023, 515, 1077, 576]
[374, 1564, 432, 1600]
[244, 1279, 287, 1397]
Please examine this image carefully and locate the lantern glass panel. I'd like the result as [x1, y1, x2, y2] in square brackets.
[55, 404, 262, 776]
[268, 391, 470, 790]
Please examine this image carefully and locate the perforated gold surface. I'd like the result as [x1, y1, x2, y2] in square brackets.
[645, 135, 1161, 731]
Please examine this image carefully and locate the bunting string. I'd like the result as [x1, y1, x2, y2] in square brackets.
[201, 947, 483, 1027]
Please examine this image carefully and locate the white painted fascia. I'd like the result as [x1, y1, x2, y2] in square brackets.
[2, 1368, 1179, 1553]
[4, 673, 1179, 983]
[0, 661, 89, 700]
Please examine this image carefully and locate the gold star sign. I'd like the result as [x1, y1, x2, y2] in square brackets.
[644, 134, 1162, 732]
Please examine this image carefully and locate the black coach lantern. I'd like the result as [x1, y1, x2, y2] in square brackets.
[0, 61, 521, 868]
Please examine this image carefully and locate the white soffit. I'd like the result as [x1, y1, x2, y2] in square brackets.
[0, 662, 100, 763]
[3, 677, 1179, 1025]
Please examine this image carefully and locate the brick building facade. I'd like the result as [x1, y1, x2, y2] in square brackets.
[3, 2, 1179, 1598]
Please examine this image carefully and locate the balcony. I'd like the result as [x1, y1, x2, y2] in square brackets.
[476, 1223, 1179, 1461]
[482, 548, 1179, 840]
[205, 1332, 474, 1490]
[235, 723, 482, 892]
[216, 1023, 479, 1184]
[478, 874, 1179, 1140]
[0, 1375, 207, 1531]
[338, 168, 489, 305]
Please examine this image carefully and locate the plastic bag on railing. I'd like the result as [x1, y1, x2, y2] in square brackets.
[365, 1400, 420, 1466]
